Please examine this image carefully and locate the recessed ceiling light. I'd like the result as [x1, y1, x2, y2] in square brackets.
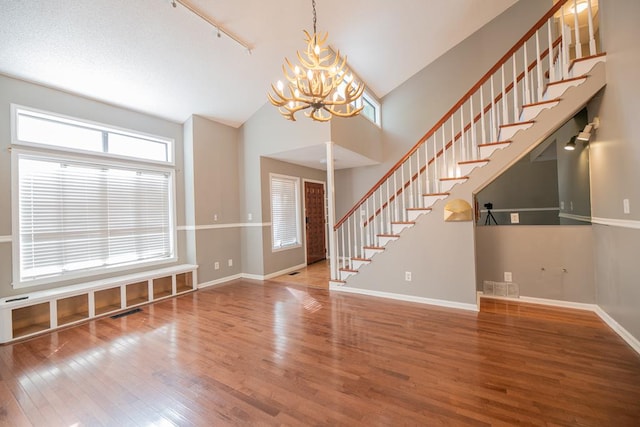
[569, 1, 589, 14]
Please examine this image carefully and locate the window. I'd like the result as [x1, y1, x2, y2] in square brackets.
[12, 106, 175, 288]
[270, 174, 301, 251]
[355, 92, 381, 126]
[14, 106, 173, 163]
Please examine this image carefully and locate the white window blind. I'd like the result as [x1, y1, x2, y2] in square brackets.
[270, 174, 301, 250]
[16, 154, 174, 286]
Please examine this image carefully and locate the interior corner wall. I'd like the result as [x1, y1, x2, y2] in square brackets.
[187, 115, 242, 285]
[259, 157, 326, 276]
[239, 102, 330, 276]
[0, 74, 186, 298]
[334, 0, 553, 219]
[589, 0, 640, 341]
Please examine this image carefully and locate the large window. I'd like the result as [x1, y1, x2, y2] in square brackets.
[11, 106, 176, 288]
[270, 174, 301, 251]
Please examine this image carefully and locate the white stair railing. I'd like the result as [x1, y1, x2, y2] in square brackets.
[332, 0, 602, 282]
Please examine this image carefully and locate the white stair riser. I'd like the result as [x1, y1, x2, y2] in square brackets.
[407, 210, 430, 221]
[352, 259, 370, 270]
[543, 77, 586, 100]
[458, 161, 489, 177]
[479, 143, 509, 159]
[378, 235, 399, 246]
[340, 270, 356, 280]
[498, 122, 534, 141]
[440, 178, 467, 192]
[364, 248, 384, 258]
[391, 223, 414, 234]
[519, 101, 559, 122]
[423, 194, 448, 207]
[570, 56, 606, 78]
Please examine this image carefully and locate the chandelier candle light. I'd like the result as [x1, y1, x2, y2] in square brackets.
[268, 0, 365, 122]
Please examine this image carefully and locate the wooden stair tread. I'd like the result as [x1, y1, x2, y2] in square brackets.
[407, 207, 432, 211]
[377, 234, 400, 238]
[391, 221, 415, 225]
[499, 120, 534, 128]
[546, 75, 588, 87]
[352, 257, 371, 262]
[478, 141, 511, 147]
[458, 159, 489, 165]
[363, 246, 384, 249]
[569, 52, 606, 71]
[339, 268, 358, 273]
[440, 176, 469, 181]
[521, 98, 561, 108]
[423, 192, 450, 196]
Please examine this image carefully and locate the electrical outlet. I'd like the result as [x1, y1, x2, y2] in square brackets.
[228, 259, 233, 267]
[405, 271, 412, 282]
[214, 262, 220, 270]
[560, 201, 565, 210]
[623, 198, 630, 214]
[213, 214, 218, 221]
[570, 201, 574, 211]
[510, 213, 520, 224]
[504, 272, 513, 282]
[248, 213, 252, 221]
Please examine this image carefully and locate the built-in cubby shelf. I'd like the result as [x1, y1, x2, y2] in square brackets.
[0, 264, 197, 344]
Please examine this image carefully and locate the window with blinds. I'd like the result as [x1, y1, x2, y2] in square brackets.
[11, 106, 176, 288]
[270, 174, 301, 251]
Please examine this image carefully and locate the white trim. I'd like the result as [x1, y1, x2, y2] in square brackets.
[479, 207, 559, 213]
[177, 222, 271, 231]
[479, 294, 640, 356]
[591, 216, 640, 230]
[198, 274, 242, 289]
[330, 285, 478, 312]
[594, 306, 640, 355]
[558, 212, 592, 223]
[0, 235, 11, 243]
[239, 263, 309, 281]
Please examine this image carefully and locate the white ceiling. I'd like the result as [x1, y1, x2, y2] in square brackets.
[0, 0, 517, 128]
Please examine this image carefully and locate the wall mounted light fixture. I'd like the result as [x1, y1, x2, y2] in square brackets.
[577, 117, 600, 142]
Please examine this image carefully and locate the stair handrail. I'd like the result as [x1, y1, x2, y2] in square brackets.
[334, 0, 570, 230]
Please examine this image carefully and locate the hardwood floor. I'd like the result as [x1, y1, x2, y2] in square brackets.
[1, 281, 639, 426]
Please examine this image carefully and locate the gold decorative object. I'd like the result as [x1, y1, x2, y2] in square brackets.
[444, 199, 473, 222]
[267, 0, 365, 122]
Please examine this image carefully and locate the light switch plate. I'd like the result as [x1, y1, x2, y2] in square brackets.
[510, 213, 520, 224]
[504, 272, 513, 282]
[623, 199, 630, 214]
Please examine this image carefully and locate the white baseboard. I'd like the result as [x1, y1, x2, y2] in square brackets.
[594, 306, 640, 355]
[331, 285, 478, 312]
[479, 293, 640, 356]
[198, 274, 242, 289]
[200, 263, 308, 286]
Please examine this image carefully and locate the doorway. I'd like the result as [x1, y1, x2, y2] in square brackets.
[304, 180, 326, 264]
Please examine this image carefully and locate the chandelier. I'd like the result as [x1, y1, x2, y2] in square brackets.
[268, 0, 365, 122]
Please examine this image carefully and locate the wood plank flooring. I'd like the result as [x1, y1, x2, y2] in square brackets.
[1, 281, 639, 426]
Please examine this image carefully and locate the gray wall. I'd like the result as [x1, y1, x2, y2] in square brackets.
[238, 103, 330, 275]
[335, 0, 551, 305]
[0, 74, 186, 298]
[185, 115, 242, 284]
[259, 157, 326, 275]
[476, 226, 595, 302]
[476, 157, 559, 225]
[590, 0, 640, 340]
[334, 0, 552, 218]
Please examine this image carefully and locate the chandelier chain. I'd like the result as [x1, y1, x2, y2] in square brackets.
[312, 0, 317, 35]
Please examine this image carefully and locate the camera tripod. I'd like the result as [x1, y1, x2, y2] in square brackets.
[484, 209, 498, 225]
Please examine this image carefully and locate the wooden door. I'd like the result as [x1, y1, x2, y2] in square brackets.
[304, 181, 326, 264]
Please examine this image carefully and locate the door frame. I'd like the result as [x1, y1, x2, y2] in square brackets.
[302, 178, 327, 265]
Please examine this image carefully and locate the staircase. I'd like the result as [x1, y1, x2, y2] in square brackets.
[329, 0, 607, 303]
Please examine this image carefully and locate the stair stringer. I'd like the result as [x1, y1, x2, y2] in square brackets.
[331, 62, 607, 309]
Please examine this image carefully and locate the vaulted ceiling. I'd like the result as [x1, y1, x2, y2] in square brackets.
[0, 0, 517, 127]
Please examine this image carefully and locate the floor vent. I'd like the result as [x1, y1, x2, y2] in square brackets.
[110, 308, 142, 319]
[288, 271, 300, 276]
[483, 281, 519, 298]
